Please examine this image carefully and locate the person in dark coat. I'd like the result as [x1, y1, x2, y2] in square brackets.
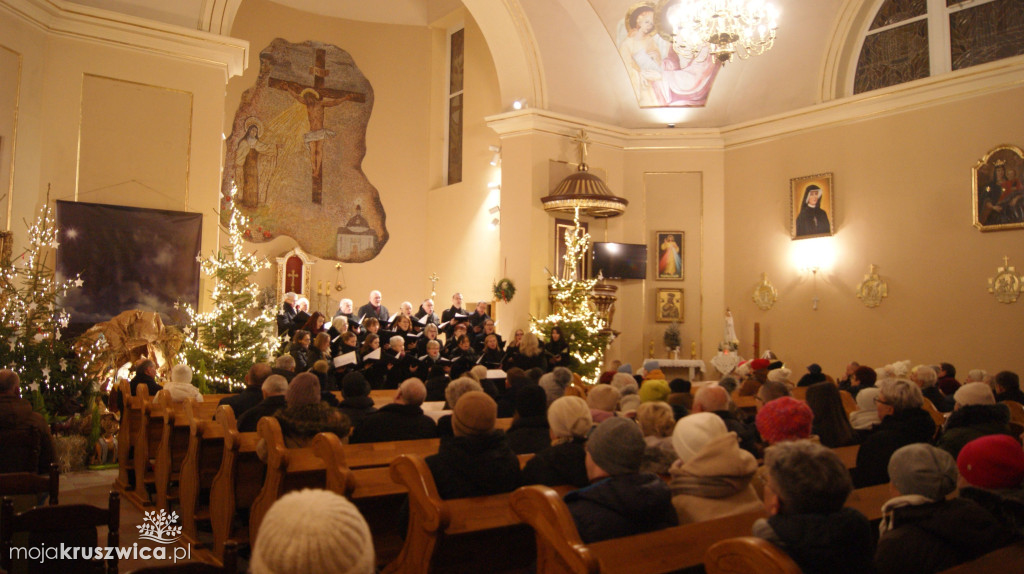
[754, 441, 876, 574]
[0, 369, 56, 474]
[130, 360, 161, 396]
[935, 362, 960, 397]
[564, 417, 677, 544]
[237, 374, 289, 433]
[522, 396, 592, 488]
[276, 292, 297, 336]
[219, 363, 273, 418]
[271, 354, 297, 383]
[994, 371, 1024, 404]
[256, 373, 351, 462]
[506, 384, 551, 455]
[911, 364, 953, 413]
[692, 385, 760, 458]
[425, 391, 521, 500]
[349, 378, 438, 443]
[853, 378, 937, 488]
[936, 382, 1013, 459]
[875, 443, 1014, 574]
[796, 363, 827, 387]
[435, 377, 483, 438]
[336, 372, 377, 428]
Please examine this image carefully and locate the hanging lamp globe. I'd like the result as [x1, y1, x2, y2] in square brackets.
[542, 130, 628, 218]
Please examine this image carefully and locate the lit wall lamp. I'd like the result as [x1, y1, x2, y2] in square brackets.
[791, 237, 837, 310]
[512, 99, 527, 110]
[489, 145, 501, 166]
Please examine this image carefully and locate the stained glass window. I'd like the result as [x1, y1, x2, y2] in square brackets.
[855, 20, 930, 94]
[950, 0, 1024, 70]
[446, 29, 464, 186]
[870, 0, 927, 30]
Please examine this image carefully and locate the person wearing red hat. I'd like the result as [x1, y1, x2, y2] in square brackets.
[738, 358, 771, 397]
[957, 434, 1024, 537]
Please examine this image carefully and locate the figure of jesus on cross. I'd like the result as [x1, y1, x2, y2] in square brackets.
[269, 47, 366, 204]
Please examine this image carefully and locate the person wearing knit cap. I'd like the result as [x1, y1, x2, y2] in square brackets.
[766, 367, 792, 387]
[641, 359, 660, 376]
[667, 413, 763, 525]
[163, 364, 204, 403]
[586, 384, 620, 423]
[539, 367, 574, 406]
[522, 396, 592, 488]
[738, 358, 771, 397]
[563, 417, 677, 543]
[957, 434, 1024, 490]
[638, 379, 670, 403]
[250, 488, 374, 574]
[756, 396, 814, 445]
[617, 363, 633, 375]
[506, 384, 551, 455]
[797, 364, 827, 387]
[876, 444, 1013, 574]
[752, 441, 875, 574]
[849, 387, 881, 430]
[424, 391, 521, 500]
[610, 372, 641, 412]
[257, 373, 351, 462]
[337, 371, 378, 427]
[853, 378, 936, 489]
[936, 382, 1013, 459]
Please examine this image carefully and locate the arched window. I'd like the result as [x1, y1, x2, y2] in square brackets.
[854, 0, 1024, 94]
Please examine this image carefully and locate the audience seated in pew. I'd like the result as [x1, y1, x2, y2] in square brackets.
[538, 366, 573, 406]
[336, 372, 378, 427]
[256, 373, 351, 461]
[130, 359, 161, 397]
[636, 401, 678, 474]
[667, 378, 694, 412]
[754, 440, 876, 574]
[505, 384, 551, 455]
[219, 362, 273, 417]
[753, 397, 815, 498]
[957, 434, 1024, 536]
[875, 443, 1013, 574]
[610, 371, 642, 412]
[757, 380, 791, 404]
[237, 374, 289, 433]
[270, 354, 296, 383]
[693, 385, 760, 458]
[912, 364, 953, 413]
[425, 391, 521, 499]
[162, 364, 204, 403]
[565, 417, 677, 543]
[250, 488, 375, 574]
[522, 395, 593, 488]
[806, 382, 860, 448]
[349, 378, 438, 443]
[797, 363, 828, 387]
[435, 377, 483, 437]
[669, 412, 763, 525]
[495, 367, 532, 418]
[850, 387, 882, 431]
[586, 383, 620, 424]
[853, 378, 937, 488]
[936, 382, 1014, 459]
[994, 371, 1024, 404]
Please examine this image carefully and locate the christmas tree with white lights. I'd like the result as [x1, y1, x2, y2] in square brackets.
[178, 186, 279, 392]
[0, 201, 92, 417]
[531, 207, 611, 384]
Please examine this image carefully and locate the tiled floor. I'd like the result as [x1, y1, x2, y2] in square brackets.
[51, 469, 213, 572]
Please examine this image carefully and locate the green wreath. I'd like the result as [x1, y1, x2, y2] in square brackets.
[493, 278, 516, 303]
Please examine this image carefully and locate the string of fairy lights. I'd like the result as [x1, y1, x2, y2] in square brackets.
[531, 206, 610, 384]
[177, 185, 280, 391]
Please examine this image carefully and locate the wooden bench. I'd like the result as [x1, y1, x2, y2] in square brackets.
[939, 540, 1024, 573]
[382, 453, 560, 574]
[153, 397, 225, 511]
[833, 444, 859, 470]
[247, 417, 354, 547]
[509, 482, 892, 574]
[177, 400, 229, 543]
[704, 537, 801, 574]
[131, 389, 172, 505]
[115, 379, 146, 491]
[208, 406, 263, 556]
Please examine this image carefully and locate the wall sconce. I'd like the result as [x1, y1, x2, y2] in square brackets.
[489, 145, 501, 166]
[512, 99, 527, 110]
[791, 237, 837, 310]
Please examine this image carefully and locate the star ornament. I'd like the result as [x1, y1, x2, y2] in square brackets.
[59, 358, 68, 372]
[28, 382, 40, 392]
[41, 366, 51, 378]
[33, 333, 45, 343]
[74, 278, 84, 287]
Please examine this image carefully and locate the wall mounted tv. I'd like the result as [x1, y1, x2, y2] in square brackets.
[591, 242, 647, 280]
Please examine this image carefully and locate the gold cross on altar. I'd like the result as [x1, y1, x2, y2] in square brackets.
[287, 270, 299, 282]
[428, 272, 439, 297]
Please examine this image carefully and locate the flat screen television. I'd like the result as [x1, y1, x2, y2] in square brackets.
[591, 242, 647, 279]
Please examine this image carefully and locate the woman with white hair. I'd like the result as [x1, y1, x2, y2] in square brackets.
[521, 396, 593, 488]
[852, 378, 936, 488]
[611, 372, 641, 412]
[163, 364, 204, 402]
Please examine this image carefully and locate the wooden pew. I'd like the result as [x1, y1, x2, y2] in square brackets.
[131, 389, 171, 505]
[833, 444, 859, 470]
[153, 398, 221, 510]
[939, 540, 1024, 573]
[115, 379, 146, 491]
[510, 482, 891, 574]
[343, 438, 441, 469]
[704, 537, 801, 574]
[383, 453, 559, 574]
[177, 399, 228, 543]
[247, 417, 354, 547]
[208, 406, 263, 556]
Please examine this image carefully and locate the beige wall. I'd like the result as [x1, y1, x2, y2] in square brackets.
[228, 0, 503, 317]
[723, 86, 1024, 377]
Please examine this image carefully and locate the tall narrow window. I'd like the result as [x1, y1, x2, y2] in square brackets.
[446, 28, 464, 185]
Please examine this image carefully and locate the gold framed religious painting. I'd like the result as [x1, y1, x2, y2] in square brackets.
[791, 173, 834, 239]
[973, 144, 1024, 231]
[656, 288, 683, 323]
[655, 231, 683, 280]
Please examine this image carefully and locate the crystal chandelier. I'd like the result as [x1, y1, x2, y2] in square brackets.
[655, 0, 779, 65]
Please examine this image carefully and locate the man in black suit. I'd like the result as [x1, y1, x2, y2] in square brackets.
[356, 290, 390, 323]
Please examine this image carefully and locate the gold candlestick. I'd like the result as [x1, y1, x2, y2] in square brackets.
[690, 341, 697, 359]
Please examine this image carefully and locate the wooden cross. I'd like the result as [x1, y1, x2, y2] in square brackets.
[269, 47, 367, 204]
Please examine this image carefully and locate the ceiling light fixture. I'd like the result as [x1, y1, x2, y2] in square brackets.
[655, 0, 779, 65]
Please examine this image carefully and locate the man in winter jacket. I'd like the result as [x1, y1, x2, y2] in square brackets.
[936, 382, 1014, 459]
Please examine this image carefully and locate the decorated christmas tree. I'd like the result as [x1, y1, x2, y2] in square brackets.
[178, 186, 279, 392]
[531, 207, 611, 384]
[0, 201, 93, 418]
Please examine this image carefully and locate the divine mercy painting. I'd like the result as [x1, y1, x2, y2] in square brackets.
[223, 38, 388, 262]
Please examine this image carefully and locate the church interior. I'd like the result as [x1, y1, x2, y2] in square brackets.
[2, 0, 1024, 571]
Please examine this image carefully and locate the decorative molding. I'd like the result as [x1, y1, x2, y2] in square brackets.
[0, 0, 248, 80]
[199, 0, 242, 36]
